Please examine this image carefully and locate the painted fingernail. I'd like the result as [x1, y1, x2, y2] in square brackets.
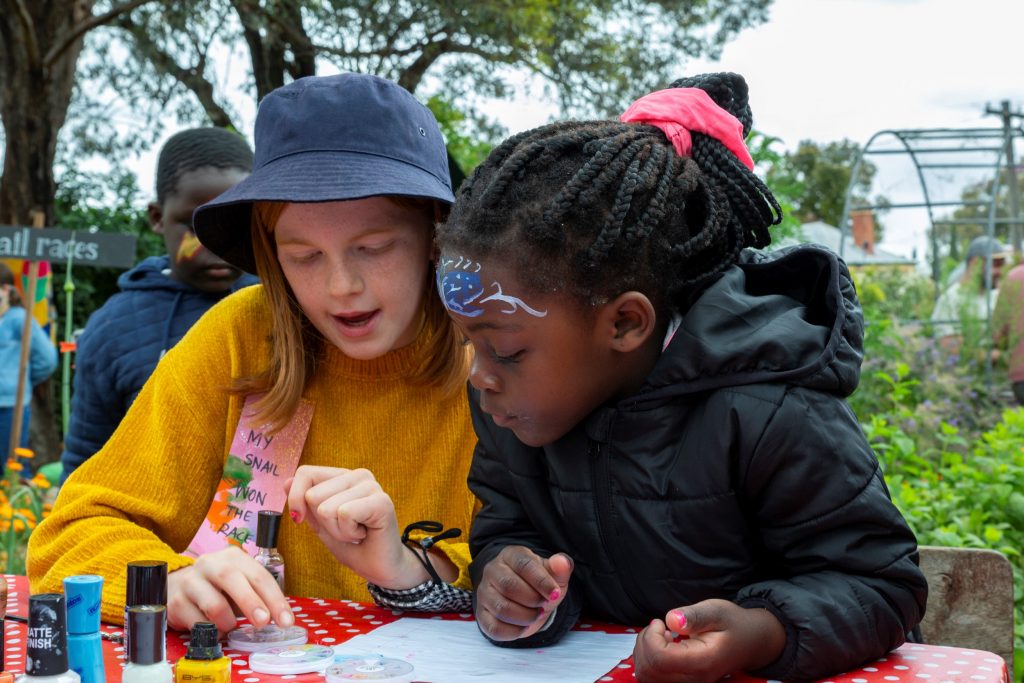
[673, 611, 686, 628]
[253, 608, 269, 625]
[538, 606, 546, 616]
[549, 589, 560, 601]
[290, 511, 301, 523]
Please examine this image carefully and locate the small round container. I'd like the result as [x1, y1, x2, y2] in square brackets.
[325, 656, 416, 682]
[226, 624, 307, 652]
[248, 644, 336, 674]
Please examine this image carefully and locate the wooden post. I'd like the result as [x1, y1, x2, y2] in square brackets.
[7, 210, 46, 463]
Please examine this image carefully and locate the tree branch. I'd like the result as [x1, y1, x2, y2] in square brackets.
[115, 15, 238, 130]
[44, 0, 156, 68]
[11, 0, 40, 69]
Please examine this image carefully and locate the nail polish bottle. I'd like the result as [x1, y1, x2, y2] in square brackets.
[124, 561, 167, 656]
[255, 510, 285, 589]
[63, 576, 105, 683]
[122, 606, 172, 683]
[1, 583, 14, 683]
[174, 622, 230, 683]
[15, 593, 81, 682]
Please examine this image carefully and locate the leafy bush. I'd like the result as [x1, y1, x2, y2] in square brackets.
[851, 266, 1022, 680]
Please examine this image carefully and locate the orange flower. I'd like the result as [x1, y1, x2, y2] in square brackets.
[13, 447, 34, 459]
[30, 473, 51, 490]
[6, 461, 23, 472]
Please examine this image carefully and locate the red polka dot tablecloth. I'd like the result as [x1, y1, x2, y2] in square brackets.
[3, 575, 1009, 682]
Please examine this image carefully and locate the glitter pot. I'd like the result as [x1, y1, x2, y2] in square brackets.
[226, 624, 307, 652]
[325, 657, 415, 682]
[247, 644, 335, 674]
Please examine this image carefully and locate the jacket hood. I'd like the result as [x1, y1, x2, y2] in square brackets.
[639, 245, 865, 401]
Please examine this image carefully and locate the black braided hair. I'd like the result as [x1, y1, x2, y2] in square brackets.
[439, 73, 782, 315]
[155, 128, 254, 204]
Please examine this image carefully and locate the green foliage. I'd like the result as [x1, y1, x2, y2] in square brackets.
[425, 95, 502, 176]
[937, 169, 1024, 254]
[51, 167, 159, 331]
[852, 267, 1023, 679]
[850, 265, 935, 323]
[748, 130, 802, 242]
[1, 452, 54, 576]
[74, 0, 774, 164]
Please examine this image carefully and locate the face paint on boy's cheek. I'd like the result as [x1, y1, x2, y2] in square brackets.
[436, 255, 548, 318]
[176, 232, 204, 263]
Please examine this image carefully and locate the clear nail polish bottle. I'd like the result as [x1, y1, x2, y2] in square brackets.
[255, 510, 285, 589]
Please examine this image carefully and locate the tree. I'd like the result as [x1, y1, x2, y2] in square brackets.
[0, 0, 154, 225]
[935, 170, 1024, 260]
[79, 0, 773, 146]
[0, 0, 155, 463]
[766, 138, 886, 238]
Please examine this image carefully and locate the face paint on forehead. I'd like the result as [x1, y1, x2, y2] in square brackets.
[176, 232, 204, 263]
[437, 255, 547, 319]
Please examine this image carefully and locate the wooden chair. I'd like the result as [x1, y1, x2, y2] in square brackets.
[917, 545, 1015, 677]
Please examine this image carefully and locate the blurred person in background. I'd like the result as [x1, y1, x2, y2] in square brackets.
[0, 261, 58, 475]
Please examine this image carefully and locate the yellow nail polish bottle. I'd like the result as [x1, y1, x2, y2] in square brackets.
[174, 623, 230, 683]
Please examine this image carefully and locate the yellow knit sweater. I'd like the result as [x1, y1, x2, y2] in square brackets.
[28, 286, 478, 625]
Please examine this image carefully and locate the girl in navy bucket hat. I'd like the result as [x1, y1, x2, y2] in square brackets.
[30, 73, 479, 632]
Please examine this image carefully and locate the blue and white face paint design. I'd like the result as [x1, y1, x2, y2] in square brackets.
[437, 255, 547, 319]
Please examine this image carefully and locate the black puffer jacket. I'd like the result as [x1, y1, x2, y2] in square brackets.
[468, 245, 927, 681]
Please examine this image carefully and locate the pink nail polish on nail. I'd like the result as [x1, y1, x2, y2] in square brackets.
[290, 511, 301, 523]
[549, 589, 560, 601]
[673, 611, 686, 628]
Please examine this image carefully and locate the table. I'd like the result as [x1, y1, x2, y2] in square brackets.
[3, 575, 1010, 682]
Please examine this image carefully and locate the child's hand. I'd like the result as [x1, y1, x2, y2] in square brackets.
[286, 466, 427, 588]
[475, 545, 574, 642]
[167, 546, 294, 633]
[632, 599, 786, 683]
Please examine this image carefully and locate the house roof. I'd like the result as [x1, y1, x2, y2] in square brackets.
[771, 220, 916, 266]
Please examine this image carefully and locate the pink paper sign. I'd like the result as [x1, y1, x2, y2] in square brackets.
[185, 394, 314, 558]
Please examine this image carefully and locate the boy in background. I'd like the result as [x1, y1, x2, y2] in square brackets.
[59, 128, 256, 483]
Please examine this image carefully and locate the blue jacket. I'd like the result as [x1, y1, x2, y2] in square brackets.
[60, 256, 257, 481]
[0, 306, 58, 407]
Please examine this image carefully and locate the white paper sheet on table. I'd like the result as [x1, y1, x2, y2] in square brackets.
[332, 618, 637, 682]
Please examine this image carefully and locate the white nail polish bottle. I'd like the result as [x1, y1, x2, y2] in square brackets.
[121, 606, 172, 683]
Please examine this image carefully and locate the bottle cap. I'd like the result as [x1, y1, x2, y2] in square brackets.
[26, 593, 70, 676]
[126, 560, 168, 607]
[256, 510, 283, 548]
[63, 574, 104, 635]
[187, 622, 224, 660]
[127, 605, 167, 665]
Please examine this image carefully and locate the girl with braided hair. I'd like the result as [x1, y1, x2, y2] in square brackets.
[436, 73, 926, 682]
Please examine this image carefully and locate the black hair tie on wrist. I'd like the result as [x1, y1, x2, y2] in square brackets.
[401, 520, 462, 584]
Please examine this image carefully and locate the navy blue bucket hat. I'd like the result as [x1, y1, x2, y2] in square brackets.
[193, 73, 455, 273]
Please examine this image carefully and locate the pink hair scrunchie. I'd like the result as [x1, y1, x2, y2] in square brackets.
[620, 88, 755, 171]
